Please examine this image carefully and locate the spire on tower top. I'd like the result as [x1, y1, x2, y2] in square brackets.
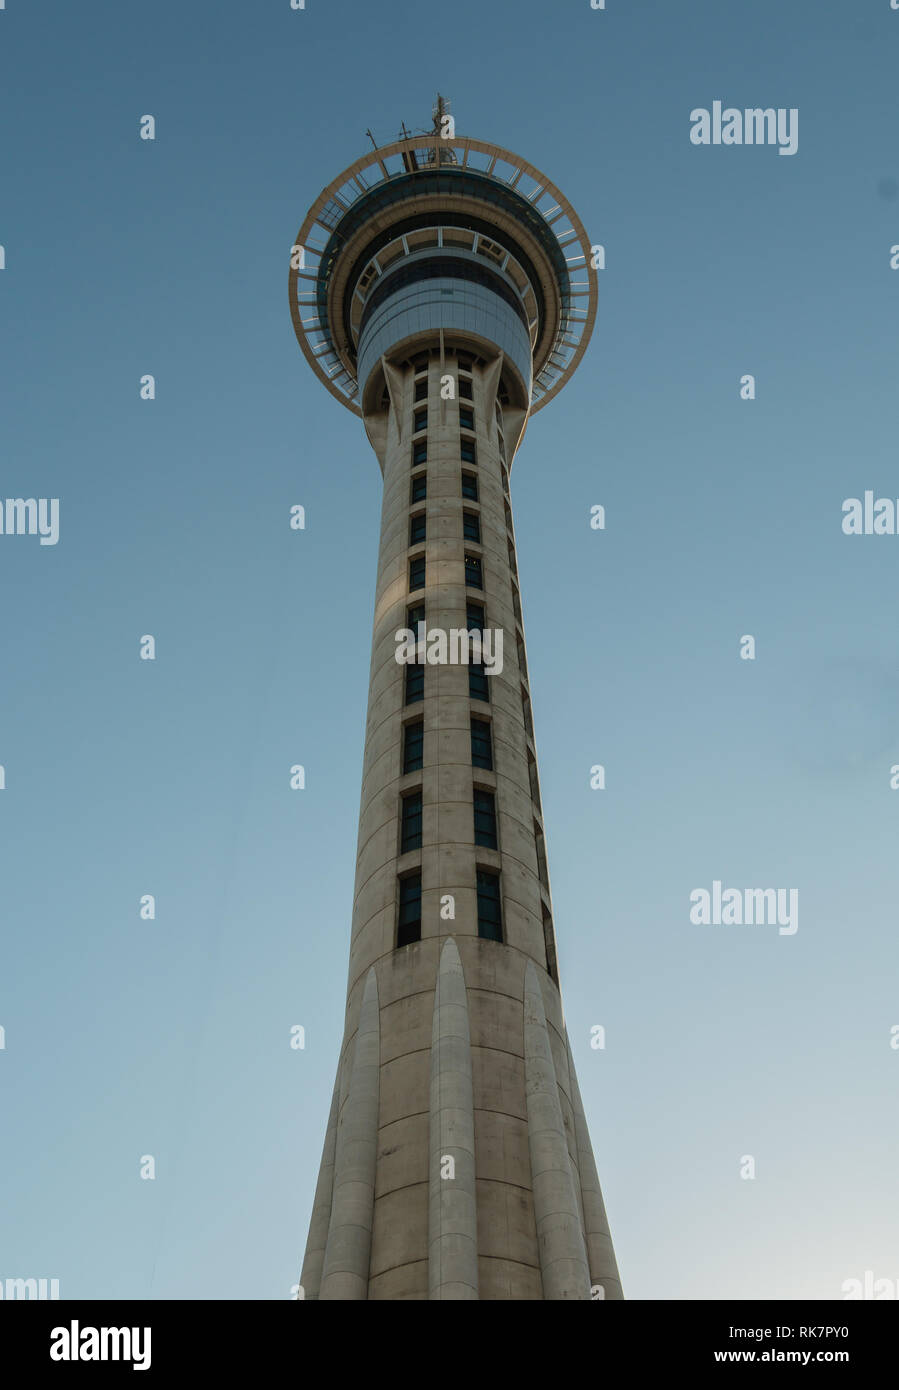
[432, 93, 450, 133]
[427, 94, 457, 167]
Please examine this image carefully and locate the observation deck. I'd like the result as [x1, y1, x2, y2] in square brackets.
[289, 133, 598, 417]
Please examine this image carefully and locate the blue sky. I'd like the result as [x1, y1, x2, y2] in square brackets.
[1, 0, 897, 1300]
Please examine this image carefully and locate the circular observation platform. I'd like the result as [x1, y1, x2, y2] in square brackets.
[288, 134, 597, 417]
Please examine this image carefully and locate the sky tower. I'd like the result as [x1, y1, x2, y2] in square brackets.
[290, 100, 621, 1301]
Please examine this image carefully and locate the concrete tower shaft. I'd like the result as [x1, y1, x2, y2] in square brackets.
[291, 127, 620, 1301]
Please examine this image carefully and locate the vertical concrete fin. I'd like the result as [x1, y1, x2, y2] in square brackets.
[501, 404, 528, 463]
[319, 966, 380, 1300]
[299, 1066, 341, 1300]
[381, 355, 405, 440]
[565, 1032, 624, 1300]
[481, 351, 505, 445]
[523, 962, 591, 1300]
[363, 408, 389, 475]
[428, 937, 479, 1299]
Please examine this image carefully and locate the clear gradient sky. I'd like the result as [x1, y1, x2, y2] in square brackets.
[1, 0, 897, 1300]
